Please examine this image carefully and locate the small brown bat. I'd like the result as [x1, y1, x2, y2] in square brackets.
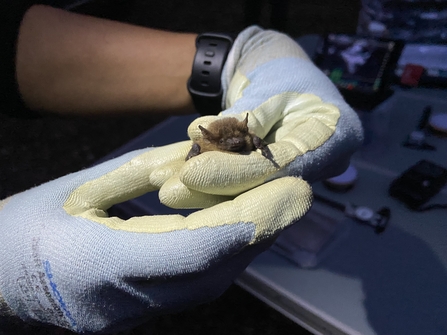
[186, 114, 271, 161]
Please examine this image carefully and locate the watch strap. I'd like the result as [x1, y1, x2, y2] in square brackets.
[187, 33, 234, 115]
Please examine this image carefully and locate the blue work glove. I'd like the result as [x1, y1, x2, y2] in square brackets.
[0, 143, 312, 333]
[159, 26, 363, 208]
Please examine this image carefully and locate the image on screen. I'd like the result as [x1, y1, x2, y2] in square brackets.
[316, 34, 397, 94]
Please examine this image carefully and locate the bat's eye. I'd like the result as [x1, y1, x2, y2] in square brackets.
[219, 139, 224, 144]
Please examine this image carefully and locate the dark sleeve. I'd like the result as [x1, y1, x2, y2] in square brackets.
[0, 1, 40, 118]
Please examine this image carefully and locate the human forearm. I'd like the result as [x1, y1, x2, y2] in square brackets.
[16, 5, 197, 116]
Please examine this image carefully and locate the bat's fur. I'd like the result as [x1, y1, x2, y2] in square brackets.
[186, 114, 267, 161]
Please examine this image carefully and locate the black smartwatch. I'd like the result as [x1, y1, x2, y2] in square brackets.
[187, 33, 234, 115]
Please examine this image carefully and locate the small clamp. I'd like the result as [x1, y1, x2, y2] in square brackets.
[314, 194, 391, 234]
[344, 204, 391, 234]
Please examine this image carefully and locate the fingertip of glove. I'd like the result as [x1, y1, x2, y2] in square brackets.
[260, 176, 312, 206]
[159, 176, 233, 209]
[187, 116, 219, 140]
[240, 176, 313, 244]
[180, 152, 269, 196]
[149, 161, 185, 188]
[179, 153, 219, 187]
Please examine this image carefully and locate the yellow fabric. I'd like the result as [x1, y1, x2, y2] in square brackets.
[63, 175, 311, 244]
[225, 70, 249, 108]
[63, 141, 192, 214]
[163, 90, 339, 200]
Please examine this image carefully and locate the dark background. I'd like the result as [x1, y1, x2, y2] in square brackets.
[0, 0, 360, 334]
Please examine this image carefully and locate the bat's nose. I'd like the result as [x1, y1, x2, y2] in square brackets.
[228, 137, 244, 151]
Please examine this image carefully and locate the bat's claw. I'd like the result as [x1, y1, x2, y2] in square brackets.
[253, 136, 280, 169]
[186, 143, 201, 161]
[253, 136, 263, 150]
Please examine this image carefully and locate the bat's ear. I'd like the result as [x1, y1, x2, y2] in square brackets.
[199, 125, 212, 138]
[242, 114, 249, 127]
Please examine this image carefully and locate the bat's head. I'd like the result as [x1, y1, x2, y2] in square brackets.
[199, 114, 252, 152]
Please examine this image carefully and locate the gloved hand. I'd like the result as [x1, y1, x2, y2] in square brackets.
[0, 143, 312, 333]
[159, 26, 363, 208]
